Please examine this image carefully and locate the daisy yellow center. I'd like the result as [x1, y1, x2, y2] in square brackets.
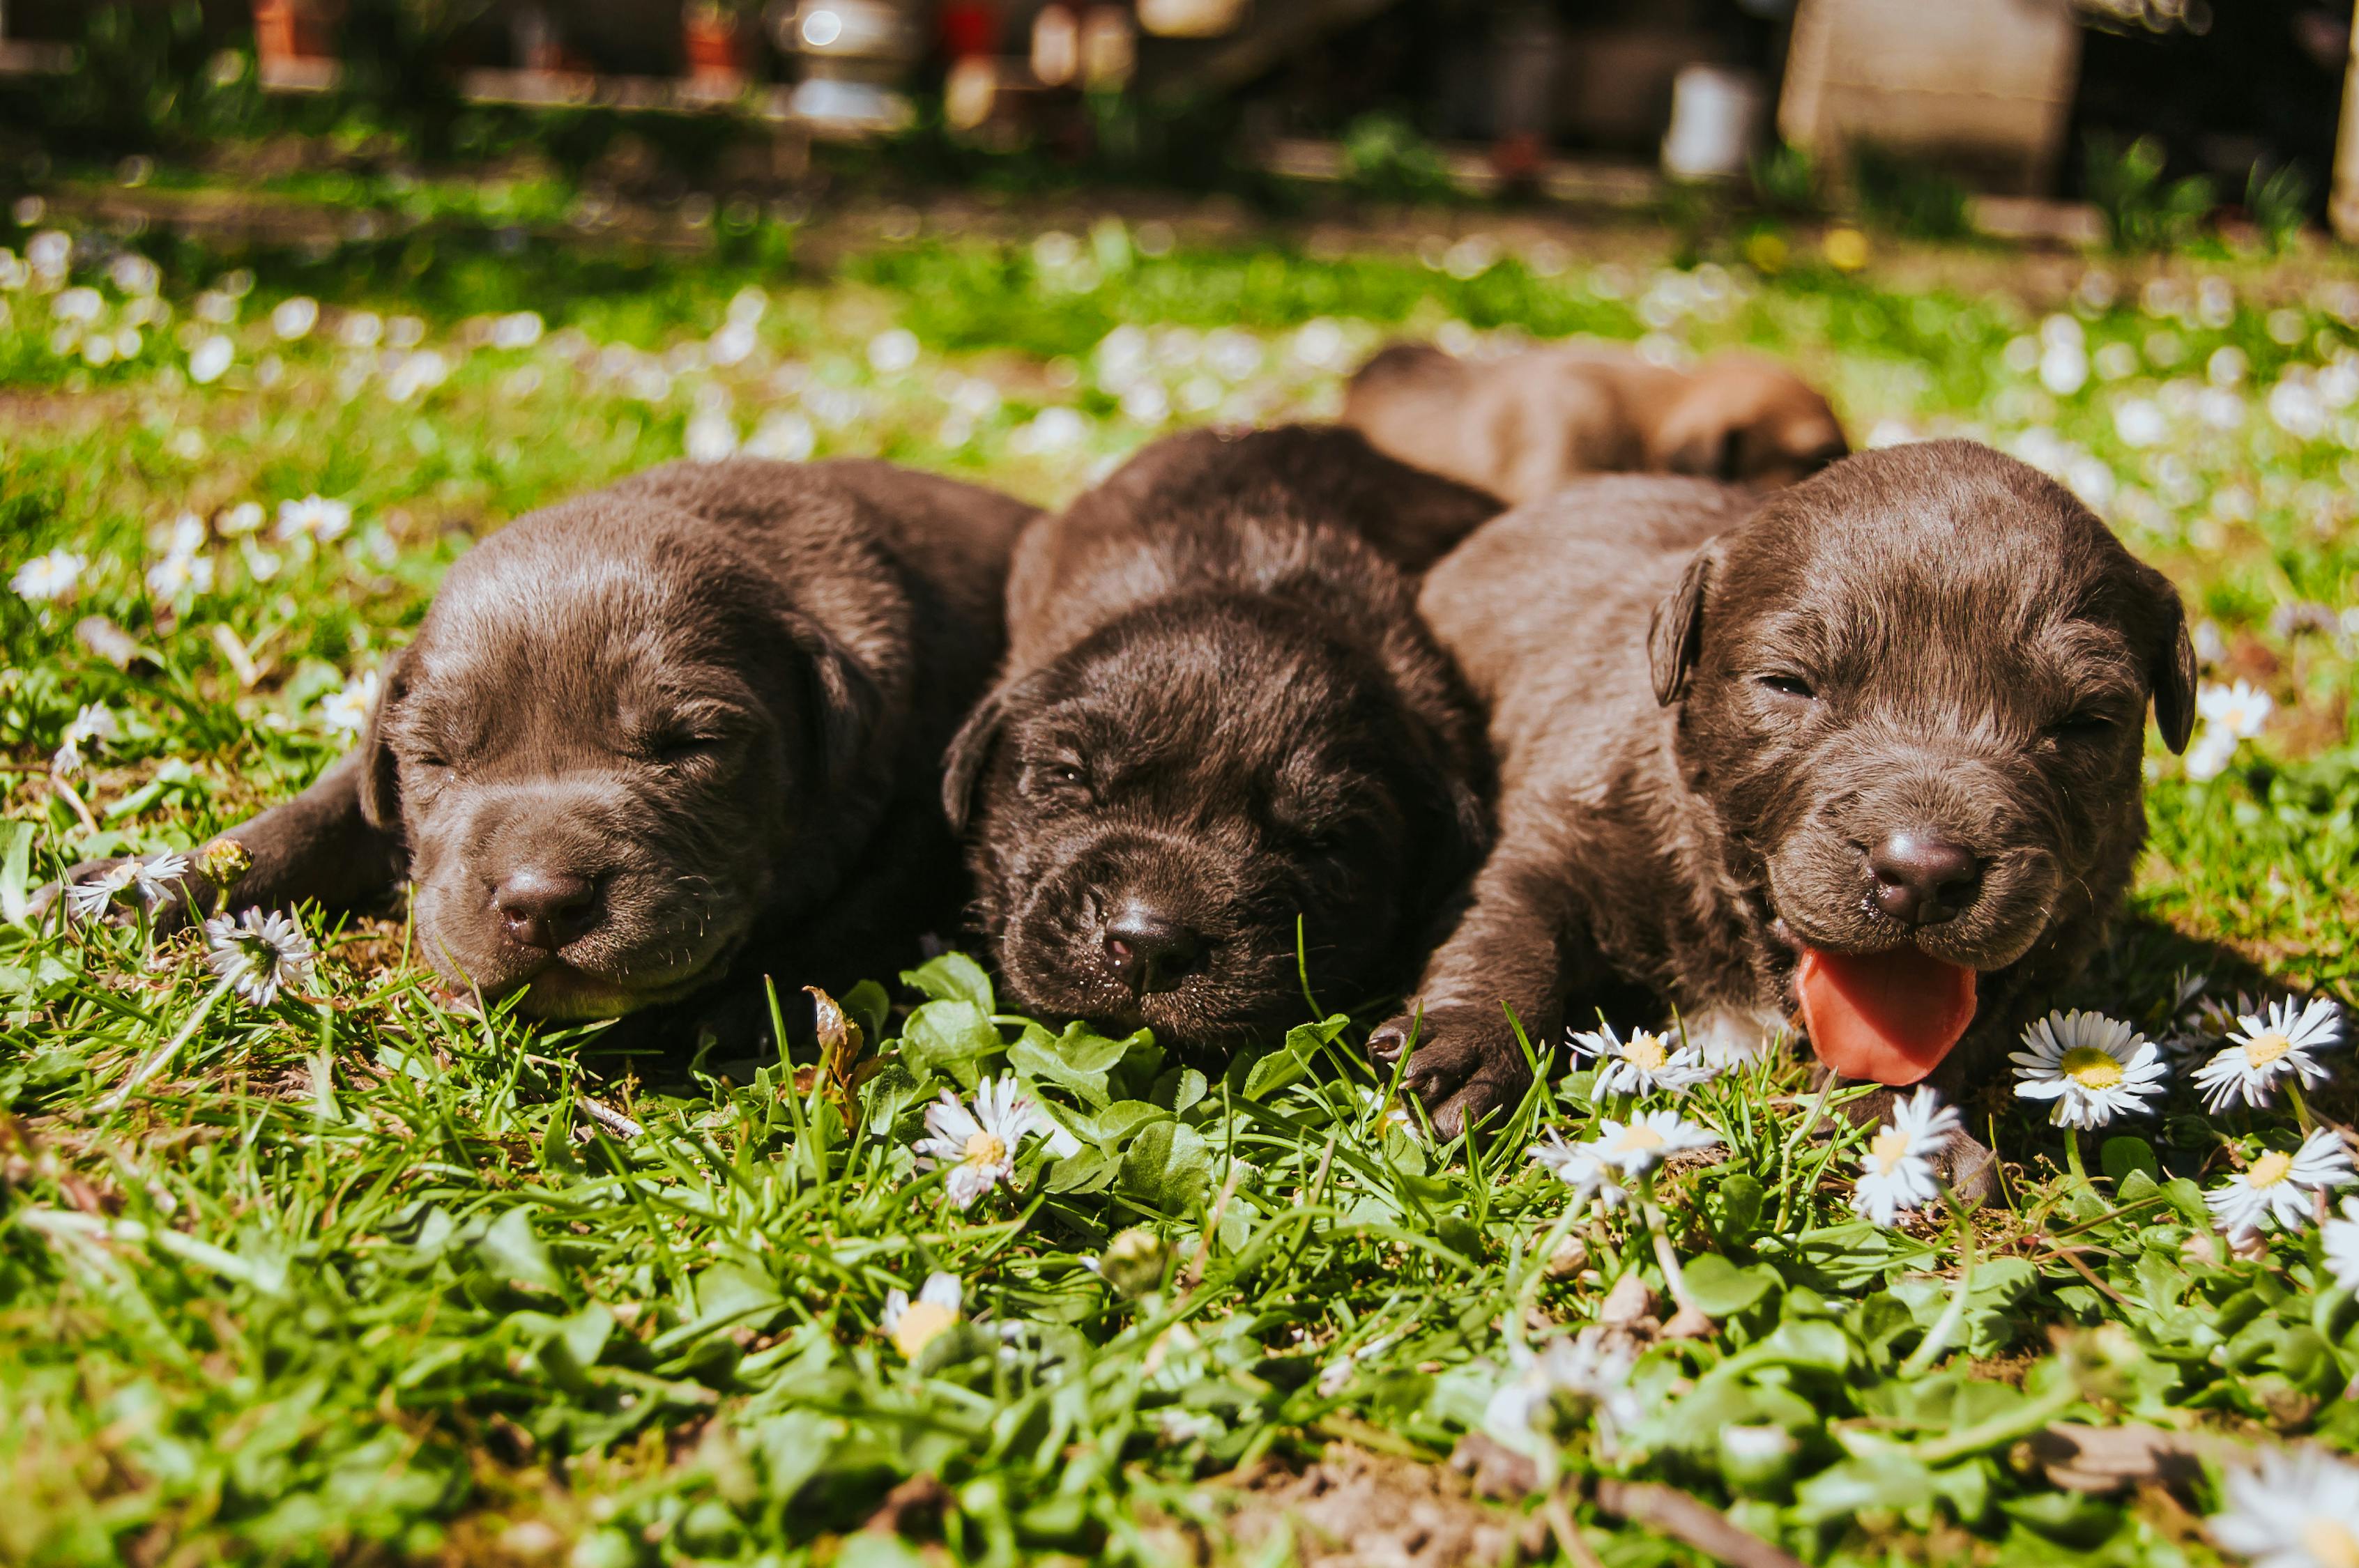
[962, 1130, 1008, 1167]
[2302, 1519, 2359, 1568]
[1613, 1125, 1667, 1154]
[2059, 1047, 2123, 1089]
[2247, 1151, 2295, 1189]
[1867, 1127, 1912, 1175]
[2245, 1030, 2293, 1067]
[1624, 1033, 1669, 1073]
[890, 1301, 958, 1358]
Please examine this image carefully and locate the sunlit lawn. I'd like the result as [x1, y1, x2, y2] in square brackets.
[3, 196, 2358, 1567]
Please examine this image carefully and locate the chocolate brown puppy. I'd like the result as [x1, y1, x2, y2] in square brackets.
[1342, 341, 1849, 502]
[55, 458, 1034, 1025]
[1371, 442, 2195, 1158]
[946, 424, 1498, 1053]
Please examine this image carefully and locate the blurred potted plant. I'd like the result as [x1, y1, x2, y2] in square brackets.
[684, 0, 755, 86]
[253, 0, 339, 66]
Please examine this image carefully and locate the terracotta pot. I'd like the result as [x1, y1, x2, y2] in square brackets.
[684, 9, 751, 83]
[253, 0, 338, 61]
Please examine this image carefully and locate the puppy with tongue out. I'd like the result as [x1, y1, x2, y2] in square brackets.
[1371, 440, 2197, 1185]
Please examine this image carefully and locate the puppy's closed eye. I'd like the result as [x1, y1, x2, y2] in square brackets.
[1021, 753, 1094, 806]
[2043, 708, 2120, 741]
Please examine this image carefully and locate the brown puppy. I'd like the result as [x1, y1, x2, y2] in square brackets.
[1342, 341, 1849, 502]
[946, 424, 1499, 1054]
[1371, 442, 2194, 1158]
[56, 459, 1034, 1027]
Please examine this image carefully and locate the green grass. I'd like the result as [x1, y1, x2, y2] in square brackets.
[3, 198, 2358, 1567]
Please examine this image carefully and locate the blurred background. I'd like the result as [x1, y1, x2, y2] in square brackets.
[0, 0, 2354, 251]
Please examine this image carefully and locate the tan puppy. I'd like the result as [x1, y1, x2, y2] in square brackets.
[1341, 341, 1849, 502]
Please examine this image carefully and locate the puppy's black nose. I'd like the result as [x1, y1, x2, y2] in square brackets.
[1867, 832, 1980, 925]
[1101, 906, 1203, 994]
[494, 869, 600, 951]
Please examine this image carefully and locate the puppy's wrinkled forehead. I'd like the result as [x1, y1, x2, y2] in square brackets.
[1723, 444, 2148, 688]
[1047, 612, 1391, 789]
[402, 520, 761, 748]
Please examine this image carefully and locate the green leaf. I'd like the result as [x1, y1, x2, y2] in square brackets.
[841, 978, 890, 1045]
[2100, 1136, 2160, 1185]
[1042, 1149, 1119, 1194]
[901, 999, 1002, 1087]
[1681, 1253, 1777, 1317]
[1067, 1098, 1171, 1149]
[1794, 1450, 1934, 1521]
[1118, 1120, 1213, 1215]
[697, 1261, 782, 1323]
[899, 952, 994, 1012]
[1152, 1067, 1209, 1116]
[0, 820, 33, 927]
[1242, 1042, 1313, 1100]
[2160, 1176, 2210, 1227]
[1711, 1173, 1766, 1243]
[1009, 1022, 1133, 1107]
[478, 1208, 562, 1294]
[2001, 1490, 2120, 1547]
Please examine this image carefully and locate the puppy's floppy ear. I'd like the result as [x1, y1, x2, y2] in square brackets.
[356, 647, 406, 831]
[782, 612, 887, 794]
[941, 684, 1007, 833]
[2133, 562, 2197, 754]
[1648, 546, 1715, 706]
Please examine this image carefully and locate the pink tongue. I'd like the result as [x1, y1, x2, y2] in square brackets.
[1796, 946, 1978, 1086]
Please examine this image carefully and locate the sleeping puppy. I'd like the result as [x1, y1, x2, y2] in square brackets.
[52, 458, 1033, 1025]
[945, 424, 1499, 1053]
[1342, 341, 1849, 503]
[1372, 441, 2195, 1163]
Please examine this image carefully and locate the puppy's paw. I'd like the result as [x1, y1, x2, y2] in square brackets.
[1369, 1003, 1533, 1140]
[1937, 1130, 1997, 1207]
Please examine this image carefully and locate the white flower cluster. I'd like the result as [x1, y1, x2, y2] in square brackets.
[2008, 999, 2358, 1259]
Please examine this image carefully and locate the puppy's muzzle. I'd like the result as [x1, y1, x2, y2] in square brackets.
[492, 867, 604, 953]
[1099, 901, 1207, 997]
[1864, 831, 1980, 927]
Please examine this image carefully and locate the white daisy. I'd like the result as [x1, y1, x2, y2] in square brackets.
[51, 702, 116, 776]
[132, 851, 190, 906]
[2205, 1128, 2355, 1241]
[2008, 1009, 2168, 1128]
[2193, 997, 2344, 1112]
[1529, 1128, 1629, 1210]
[2323, 1197, 2359, 1295]
[1588, 1109, 1718, 1178]
[1572, 1020, 1715, 1098]
[200, 908, 316, 1006]
[1482, 1328, 1644, 1461]
[2197, 679, 2273, 740]
[12, 548, 86, 602]
[64, 861, 137, 921]
[2183, 727, 2240, 783]
[320, 669, 380, 737]
[145, 546, 214, 603]
[1851, 1087, 1962, 1227]
[880, 1270, 963, 1359]
[275, 494, 352, 544]
[911, 1074, 1046, 1208]
[2209, 1445, 2359, 1568]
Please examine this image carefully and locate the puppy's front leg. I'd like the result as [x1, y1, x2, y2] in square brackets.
[1370, 833, 1580, 1139]
[39, 753, 406, 930]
